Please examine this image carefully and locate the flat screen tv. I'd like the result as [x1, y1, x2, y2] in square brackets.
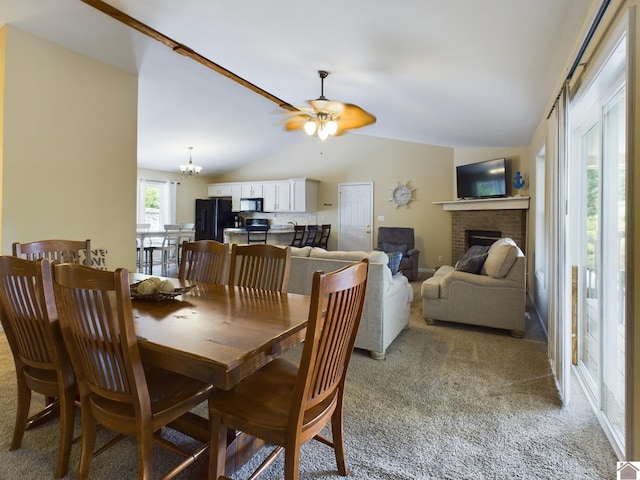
[456, 158, 510, 199]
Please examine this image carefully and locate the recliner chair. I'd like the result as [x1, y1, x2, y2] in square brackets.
[376, 227, 420, 281]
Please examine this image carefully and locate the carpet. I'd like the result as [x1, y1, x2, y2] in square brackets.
[0, 279, 618, 479]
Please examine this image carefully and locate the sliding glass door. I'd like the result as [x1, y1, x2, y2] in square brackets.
[569, 32, 626, 457]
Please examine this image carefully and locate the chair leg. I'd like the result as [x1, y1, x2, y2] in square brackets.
[55, 389, 76, 479]
[78, 406, 98, 480]
[10, 376, 31, 450]
[283, 444, 301, 480]
[137, 430, 154, 480]
[331, 402, 349, 476]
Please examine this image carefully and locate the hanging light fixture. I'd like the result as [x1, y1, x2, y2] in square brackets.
[179, 146, 202, 177]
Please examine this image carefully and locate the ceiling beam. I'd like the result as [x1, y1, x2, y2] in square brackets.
[80, 0, 298, 112]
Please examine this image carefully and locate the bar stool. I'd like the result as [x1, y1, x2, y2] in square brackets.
[289, 225, 306, 247]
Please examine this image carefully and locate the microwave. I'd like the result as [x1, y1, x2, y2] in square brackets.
[239, 198, 263, 212]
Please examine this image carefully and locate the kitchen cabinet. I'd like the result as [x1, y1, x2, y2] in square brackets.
[208, 178, 318, 212]
[264, 181, 292, 212]
[290, 179, 318, 212]
[240, 183, 263, 198]
[231, 185, 242, 212]
[208, 183, 233, 197]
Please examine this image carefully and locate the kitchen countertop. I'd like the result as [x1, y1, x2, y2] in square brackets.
[224, 227, 295, 234]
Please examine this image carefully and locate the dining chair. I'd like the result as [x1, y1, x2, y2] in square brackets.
[228, 244, 291, 293]
[51, 262, 213, 480]
[136, 224, 152, 272]
[303, 225, 320, 247]
[161, 224, 182, 275]
[0, 256, 76, 479]
[178, 240, 230, 284]
[289, 225, 306, 248]
[209, 260, 369, 480]
[13, 238, 92, 267]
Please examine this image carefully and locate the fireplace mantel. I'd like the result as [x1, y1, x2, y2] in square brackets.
[433, 196, 530, 211]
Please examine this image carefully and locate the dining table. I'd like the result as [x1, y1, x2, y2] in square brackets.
[130, 273, 310, 478]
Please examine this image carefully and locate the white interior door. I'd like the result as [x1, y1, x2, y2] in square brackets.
[338, 183, 373, 251]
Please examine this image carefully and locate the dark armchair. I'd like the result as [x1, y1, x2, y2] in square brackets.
[376, 227, 420, 281]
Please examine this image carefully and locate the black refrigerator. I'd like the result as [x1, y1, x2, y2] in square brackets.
[194, 198, 234, 242]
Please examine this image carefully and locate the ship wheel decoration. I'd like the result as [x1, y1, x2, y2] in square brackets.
[390, 181, 415, 208]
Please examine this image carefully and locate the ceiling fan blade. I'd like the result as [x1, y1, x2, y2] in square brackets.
[335, 103, 377, 131]
[283, 114, 311, 131]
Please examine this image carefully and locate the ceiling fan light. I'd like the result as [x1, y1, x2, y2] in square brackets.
[304, 120, 317, 135]
[317, 126, 329, 140]
[326, 120, 338, 136]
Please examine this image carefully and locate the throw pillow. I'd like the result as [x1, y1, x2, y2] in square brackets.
[381, 242, 408, 256]
[483, 241, 518, 278]
[387, 252, 403, 275]
[454, 245, 489, 274]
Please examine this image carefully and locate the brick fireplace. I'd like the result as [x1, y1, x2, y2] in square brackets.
[452, 209, 526, 261]
[435, 197, 529, 263]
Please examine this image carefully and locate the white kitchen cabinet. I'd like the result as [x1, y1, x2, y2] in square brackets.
[290, 179, 318, 212]
[240, 183, 263, 198]
[208, 183, 233, 197]
[231, 184, 242, 212]
[263, 181, 292, 212]
[209, 179, 318, 212]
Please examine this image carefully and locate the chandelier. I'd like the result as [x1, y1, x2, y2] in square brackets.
[179, 146, 202, 177]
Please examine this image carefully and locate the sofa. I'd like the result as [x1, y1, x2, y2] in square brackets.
[421, 237, 526, 337]
[376, 227, 420, 281]
[287, 247, 413, 359]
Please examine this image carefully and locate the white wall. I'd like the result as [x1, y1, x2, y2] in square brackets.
[0, 26, 138, 271]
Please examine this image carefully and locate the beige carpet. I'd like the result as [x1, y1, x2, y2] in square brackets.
[0, 278, 617, 479]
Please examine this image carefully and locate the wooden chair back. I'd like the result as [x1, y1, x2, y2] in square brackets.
[53, 264, 144, 404]
[13, 239, 92, 267]
[208, 260, 369, 479]
[51, 263, 212, 479]
[0, 256, 76, 478]
[289, 225, 306, 247]
[293, 260, 368, 428]
[228, 244, 291, 293]
[178, 240, 229, 284]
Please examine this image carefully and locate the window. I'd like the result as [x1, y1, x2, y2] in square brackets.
[137, 179, 177, 230]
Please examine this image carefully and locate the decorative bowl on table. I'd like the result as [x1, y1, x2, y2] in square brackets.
[130, 277, 193, 301]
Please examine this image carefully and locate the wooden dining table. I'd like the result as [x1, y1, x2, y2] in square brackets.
[130, 273, 310, 477]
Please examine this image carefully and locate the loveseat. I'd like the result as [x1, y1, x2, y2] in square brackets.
[421, 237, 526, 337]
[287, 247, 413, 359]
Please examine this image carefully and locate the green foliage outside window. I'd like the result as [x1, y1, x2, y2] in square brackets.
[145, 186, 160, 209]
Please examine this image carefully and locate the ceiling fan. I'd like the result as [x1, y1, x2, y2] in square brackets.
[283, 70, 376, 140]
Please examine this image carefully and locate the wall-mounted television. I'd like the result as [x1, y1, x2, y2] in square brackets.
[456, 158, 510, 200]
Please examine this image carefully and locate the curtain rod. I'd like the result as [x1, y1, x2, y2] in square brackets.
[546, 0, 612, 119]
[139, 179, 180, 185]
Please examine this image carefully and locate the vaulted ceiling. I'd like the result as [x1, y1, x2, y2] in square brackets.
[0, 0, 597, 174]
